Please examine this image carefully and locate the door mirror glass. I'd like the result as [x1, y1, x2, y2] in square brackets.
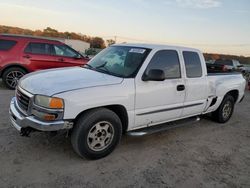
[142, 69, 165, 81]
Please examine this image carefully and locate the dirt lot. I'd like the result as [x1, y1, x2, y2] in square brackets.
[0, 80, 250, 188]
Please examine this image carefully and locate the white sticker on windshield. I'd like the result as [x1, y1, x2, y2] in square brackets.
[129, 48, 146, 54]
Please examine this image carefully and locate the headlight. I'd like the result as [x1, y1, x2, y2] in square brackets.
[34, 95, 64, 109]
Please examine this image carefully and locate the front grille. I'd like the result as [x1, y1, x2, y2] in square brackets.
[16, 89, 30, 112]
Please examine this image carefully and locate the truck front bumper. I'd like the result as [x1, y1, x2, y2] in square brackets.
[9, 97, 73, 132]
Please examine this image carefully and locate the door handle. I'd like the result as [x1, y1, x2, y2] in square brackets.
[23, 55, 31, 59]
[58, 58, 64, 62]
[177, 85, 185, 91]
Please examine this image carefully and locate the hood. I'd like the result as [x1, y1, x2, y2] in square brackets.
[19, 67, 123, 96]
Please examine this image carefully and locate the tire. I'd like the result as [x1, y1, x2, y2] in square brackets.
[2, 67, 27, 90]
[212, 95, 235, 123]
[71, 108, 122, 159]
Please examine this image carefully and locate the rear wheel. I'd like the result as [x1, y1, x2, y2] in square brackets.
[2, 67, 26, 90]
[71, 108, 122, 159]
[212, 95, 235, 123]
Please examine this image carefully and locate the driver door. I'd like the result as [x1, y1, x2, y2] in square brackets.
[135, 49, 185, 128]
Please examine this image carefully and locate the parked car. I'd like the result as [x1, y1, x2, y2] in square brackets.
[206, 59, 245, 73]
[9, 44, 245, 159]
[0, 34, 89, 89]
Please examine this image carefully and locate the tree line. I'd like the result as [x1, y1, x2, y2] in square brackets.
[0, 25, 106, 49]
[204, 53, 250, 64]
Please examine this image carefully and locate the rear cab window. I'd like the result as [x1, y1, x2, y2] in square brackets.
[0, 39, 17, 51]
[183, 51, 202, 78]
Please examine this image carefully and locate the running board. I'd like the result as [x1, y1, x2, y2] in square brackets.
[127, 116, 200, 136]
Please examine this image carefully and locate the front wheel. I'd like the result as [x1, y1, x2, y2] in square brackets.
[212, 95, 235, 123]
[71, 108, 122, 159]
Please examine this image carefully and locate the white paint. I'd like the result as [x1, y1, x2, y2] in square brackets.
[19, 67, 123, 96]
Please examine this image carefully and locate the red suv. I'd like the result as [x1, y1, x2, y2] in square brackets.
[0, 34, 89, 89]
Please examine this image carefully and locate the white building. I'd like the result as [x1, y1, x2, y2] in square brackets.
[58, 39, 90, 54]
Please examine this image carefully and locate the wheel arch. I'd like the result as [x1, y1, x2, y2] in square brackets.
[0, 63, 29, 77]
[224, 89, 239, 103]
[74, 104, 129, 133]
[212, 89, 237, 123]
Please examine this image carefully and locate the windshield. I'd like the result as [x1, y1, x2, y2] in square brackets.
[86, 46, 151, 78]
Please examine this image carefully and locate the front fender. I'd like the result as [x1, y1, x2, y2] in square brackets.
[54, 79, 135, 120]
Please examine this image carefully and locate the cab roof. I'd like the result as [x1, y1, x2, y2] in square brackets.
[113, 43, 201, 53]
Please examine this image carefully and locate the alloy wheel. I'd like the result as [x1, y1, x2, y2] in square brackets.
[6, 71, 24, 88]
[87, 121, 114, 152]
[222, 101, 232, 120]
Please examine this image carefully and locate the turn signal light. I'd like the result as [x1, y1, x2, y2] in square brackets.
[43, 114, 56, 121]
[49, 98, 64, 109]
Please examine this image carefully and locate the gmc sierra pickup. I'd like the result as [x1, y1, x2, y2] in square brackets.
[9, 44, 246, 159]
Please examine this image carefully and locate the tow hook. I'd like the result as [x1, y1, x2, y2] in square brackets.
[20, 127, 35, 137]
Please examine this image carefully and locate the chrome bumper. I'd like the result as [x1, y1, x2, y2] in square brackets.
[9, 97, 73, 132]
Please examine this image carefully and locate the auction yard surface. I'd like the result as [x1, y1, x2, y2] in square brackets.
[0, 79, 250, 188]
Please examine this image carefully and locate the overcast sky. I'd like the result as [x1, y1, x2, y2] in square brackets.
[1, 0, 250, 56]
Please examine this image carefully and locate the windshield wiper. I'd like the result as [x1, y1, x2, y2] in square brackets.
[94, 61, 112, 74]
[82, 64, 94, 69]
[95, 61, 108, 69]
[83, 62, 114, 77]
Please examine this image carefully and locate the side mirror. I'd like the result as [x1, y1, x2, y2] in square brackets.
[142, 69, 165, 81]
[74, 54, 82, 59]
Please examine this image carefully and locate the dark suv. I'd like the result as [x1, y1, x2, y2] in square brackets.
[0, 34, 89, 89]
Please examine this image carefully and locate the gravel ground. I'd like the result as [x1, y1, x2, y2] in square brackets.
[0, 79, 250, 188]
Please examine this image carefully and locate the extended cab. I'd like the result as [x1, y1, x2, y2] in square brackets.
[9, 44, 246, 159]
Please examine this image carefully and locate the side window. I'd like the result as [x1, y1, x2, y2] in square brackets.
[183, 51, 202, 78]
[52, 44, 78, 57]
[146, 50, 181, 79]
[24, 42, 51, 55]
[215, 60, 233, 66]
[224, 60, 233, 66]
[234, 60, 240, 67]
[0, 39, 17, 51]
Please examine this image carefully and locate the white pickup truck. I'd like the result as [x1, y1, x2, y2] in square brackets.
[9, 44, 246, 159]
